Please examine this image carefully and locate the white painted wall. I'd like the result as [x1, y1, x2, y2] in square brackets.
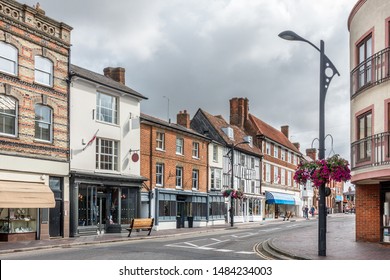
[70, 78, 142, 176]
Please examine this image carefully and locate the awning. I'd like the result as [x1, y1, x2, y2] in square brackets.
[0, 181, 55, 208]
[265, 191, 296, 205]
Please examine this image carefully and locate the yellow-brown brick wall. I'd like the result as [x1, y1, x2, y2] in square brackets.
[0, 13, 70, 161]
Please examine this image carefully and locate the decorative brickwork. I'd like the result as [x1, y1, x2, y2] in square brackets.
[0, 0, 71, 162]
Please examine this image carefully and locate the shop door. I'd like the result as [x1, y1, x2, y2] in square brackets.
[177, 202, 185, 228]
[49, 200, 62, 237]
[97, 194, 107, 234]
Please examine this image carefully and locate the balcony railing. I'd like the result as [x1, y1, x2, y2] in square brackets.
[351, 131, 390, 170]
[351, 47, 390, 98]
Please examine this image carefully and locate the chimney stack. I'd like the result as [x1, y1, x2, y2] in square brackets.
[177, 110, 190, 128]
[306, 148, 317, 161]
[103, 67, 126, 85]
[293, 142, 300, 151]
[281, 125, 289, 139]
[230, 97, 249, 128]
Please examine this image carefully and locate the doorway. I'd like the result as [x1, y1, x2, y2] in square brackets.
[97, 192, 107, 234]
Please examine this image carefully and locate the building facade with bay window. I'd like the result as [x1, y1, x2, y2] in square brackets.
[0, 1, 72, 241]
[349, 0, 390, 243]
[69, 65, 147, 236]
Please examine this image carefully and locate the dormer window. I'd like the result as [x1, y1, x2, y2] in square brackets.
[222, 127, 234, 139]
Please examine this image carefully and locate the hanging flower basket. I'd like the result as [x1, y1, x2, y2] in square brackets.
[294, 154, 351, 187]
[222, 189, 244, 199]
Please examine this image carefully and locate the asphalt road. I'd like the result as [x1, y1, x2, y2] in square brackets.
[0, 218, 321, 260]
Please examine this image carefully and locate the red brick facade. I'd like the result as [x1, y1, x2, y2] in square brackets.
[355, 184, 381, 242]
[141, 115, 208, 193]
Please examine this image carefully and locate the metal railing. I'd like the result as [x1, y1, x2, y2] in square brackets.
[351, 47, 390, 98]
[351, 131, 390, 170]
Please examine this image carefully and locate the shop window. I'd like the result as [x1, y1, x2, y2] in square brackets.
[158, 193, 176, 220]
[383, 191, 390, 243]
[0, 208, 37, 239]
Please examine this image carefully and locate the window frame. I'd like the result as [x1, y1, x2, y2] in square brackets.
[357, 110, 372, 161]
[35, 56, 53, 87]
[156, 163, 164, 186]
[34, 104, 53, 142]
[176, 137, 184, 155]
[96, 91, 119, 125]
[0, 41, 18, 76]
[192, 142, 199, 158]
[192, 169, 199, 190]
[210, 168, 222, 190]
[357, 34, 373, 89]
[176, 166, 183, 188]
[96, 138, 119, 171]
[0, 94, 17, 137]
[156, 131, 165, 151]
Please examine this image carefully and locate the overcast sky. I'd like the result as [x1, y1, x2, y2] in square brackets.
[23, 0, 356, 162]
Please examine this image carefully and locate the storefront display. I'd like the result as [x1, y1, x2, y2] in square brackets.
[0, 208, 37, 241]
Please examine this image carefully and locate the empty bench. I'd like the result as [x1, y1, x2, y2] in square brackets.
[126, 218, 154, 237]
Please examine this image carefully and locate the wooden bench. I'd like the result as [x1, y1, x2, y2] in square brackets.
[126, 218, 154, 237]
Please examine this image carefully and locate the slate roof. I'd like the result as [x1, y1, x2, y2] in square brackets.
[140, 113, 210, 140]
[70, 64, 148, 100]
[198, 109, 262, 157]
[249, 114, 300, 153]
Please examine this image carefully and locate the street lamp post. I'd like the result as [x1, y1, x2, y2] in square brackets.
[229, 140, 249, 227]
[278, 30, 339, 256]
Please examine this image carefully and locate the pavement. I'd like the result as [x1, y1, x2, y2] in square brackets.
[0, 213, 389, 260]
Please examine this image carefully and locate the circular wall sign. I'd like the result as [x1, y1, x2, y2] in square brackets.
[132, 153, 139, 162]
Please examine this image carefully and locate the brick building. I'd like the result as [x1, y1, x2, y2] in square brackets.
[227, 98, 302, 219]
[0, 1, 72, 241]
[348, 0, 390, 243]
[191, 108, 263, 223]
[140, 111, 210, 230]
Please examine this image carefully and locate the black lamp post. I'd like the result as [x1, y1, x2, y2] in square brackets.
[229, 140, 249, 227]
[278, 30, 339, 256]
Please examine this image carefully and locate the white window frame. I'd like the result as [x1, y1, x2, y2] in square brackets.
[288, 171, 292, 186]
[266, 142, 271, 155]
[281, 169, 286, 185]
[35, 56, 53, 87]
[156, 163, 164, 186]
[211, 168, 222, 189]
[192, 142, 199, 158]
[156, 131, 165, 151]
[212, 144, 218, 162]
[192, 169, 199, 190]
[273, 166, 279, 184]
[265, 163, 271, 183]
[176, 137, 184, 155]
[274, 145, 278, 158]
[0, 95, 17, 137]
[34, 104, 53, 142]
[96, 138, 119, 171]
[0, 42, 17, 75]
[176, 166, 183, 188]
[96, 92, 118, 124]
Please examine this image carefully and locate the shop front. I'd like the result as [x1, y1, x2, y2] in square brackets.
[155, 189, 208, 230]
[265, 191, 297, 219]
[0, 180, 55, 242]
[69, 172, 146, 237]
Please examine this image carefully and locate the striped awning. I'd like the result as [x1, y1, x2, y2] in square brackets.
[265, 191, 295, 205]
